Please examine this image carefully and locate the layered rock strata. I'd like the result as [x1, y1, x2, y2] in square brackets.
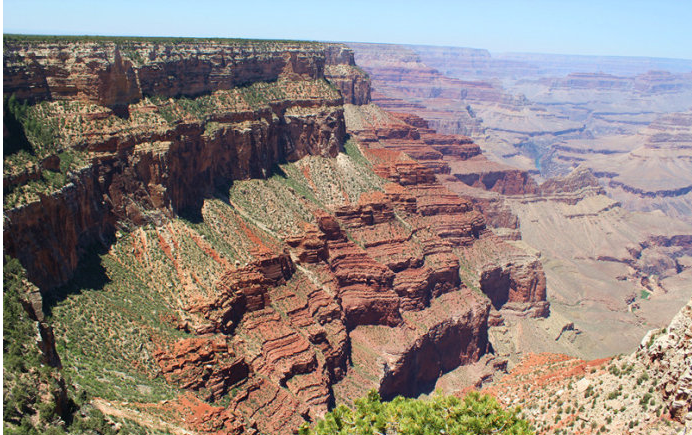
[344, 105, 549, 322]
[4, 38, 552, 435]
[3, 39, 367, 291]
[3, 38, 369, 108]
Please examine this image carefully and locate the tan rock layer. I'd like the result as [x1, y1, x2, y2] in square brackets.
[4, 40, 369, 108]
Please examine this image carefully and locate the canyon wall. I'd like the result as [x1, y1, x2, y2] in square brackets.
[3, 38, 368, 291]
[3, 39, 370, 108]
[3, 38, 548, 435]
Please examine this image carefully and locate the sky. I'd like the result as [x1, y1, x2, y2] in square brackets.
[4, 0, 692, 59]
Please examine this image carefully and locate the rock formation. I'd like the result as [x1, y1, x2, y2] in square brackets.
[3, 38, 363, 291]
[638, 298, 692, 424]
[3, 37, 550, 435]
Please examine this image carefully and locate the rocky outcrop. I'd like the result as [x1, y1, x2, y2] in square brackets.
[189, 252, 293, 334]
[451, 161, 539, 195]
[317, 212, 402, 329]
[345, 105, 549, 319]
[335, 290, 491, 402]
[539, 165, 605, 199]
[155, 337, 249, 401]
[4, 166, 116, 291]
[638, 298, 692, 423]
[324, 45, 371, 105]
[334, 191, 457, 311]
[378, 292, 490, 399]
[480, 259, 549, 317]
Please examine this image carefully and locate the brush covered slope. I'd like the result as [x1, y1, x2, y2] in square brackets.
[484, 296, 692, 434]
[3, 37, 544, 434]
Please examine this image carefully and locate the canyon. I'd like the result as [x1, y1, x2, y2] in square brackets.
[3, 35, 692, 435]
[351, 43, 692, 224]
[351, 42, 692, 360]
[3, 37, 547, 434]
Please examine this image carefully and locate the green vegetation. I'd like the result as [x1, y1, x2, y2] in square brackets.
[343, 137, 371, 169]
[49, 237, 188, 404]
[640, 392, 652, 407]
[3, 95, 90, 209]
[3, 256, 135, 434]
[300, 390, 534, 435]
[4, 94, 57, 153]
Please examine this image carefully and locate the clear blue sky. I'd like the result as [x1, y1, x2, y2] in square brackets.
[4, 0, 692, 59]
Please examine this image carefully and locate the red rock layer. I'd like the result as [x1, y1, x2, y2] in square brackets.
[377, 291, 491, 399]
[450, 158, 539, 195]
[3, 41, 360, 292]
[334, 191, 452, 311]
[350, 109, 481, 175]
[176, 247, 350, 430]
[349, 108, 549, 318]
[154, 337, 249, 401]
[324, 45, 371, 105]
[336, 290, 491, 402]
[188, 252, 292, 334]
[480, 259, 548, 317]
[318, 213, 402, 329]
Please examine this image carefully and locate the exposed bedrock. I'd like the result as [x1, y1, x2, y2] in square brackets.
[338, 290, 491, 402]
[453, 166, 538, 195]
[154, 336, 250, 401]
[638, 299, 692, 423]
[3, 41, 362, 292]
[378, 298, 490, 399]
[480, 259, 549, 317]
[347, 106, 549, 320]
[317, 212, 402, 329]
[324, 45, 372, 105]
[4, 40, 369, 107]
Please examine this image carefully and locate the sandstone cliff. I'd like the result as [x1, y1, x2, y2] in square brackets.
[3, 37, 534, 435]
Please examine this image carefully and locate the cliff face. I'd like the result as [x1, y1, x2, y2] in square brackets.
[638, 298, 692, 424]
[344, 104, 549, 321]
[4, 38, 532, 435]
[3, 39, 366, 291]
[4, 40, 343, 104]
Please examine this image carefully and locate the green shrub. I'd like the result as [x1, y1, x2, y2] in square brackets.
[299, 390, 534, 435]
